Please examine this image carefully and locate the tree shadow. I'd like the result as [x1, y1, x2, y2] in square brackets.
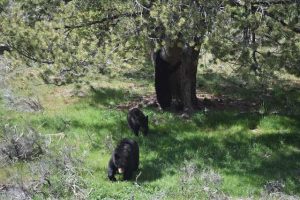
[74, 84, 300, 188]
[66, 76, 300, 191]
[137, 127, 300, 192]
[131, 109, 300, 192]
[89, 87, 138, 107]
[197, 72, 300, 115]
[193, 111, 262, 130]
[137, 159, 163, 182]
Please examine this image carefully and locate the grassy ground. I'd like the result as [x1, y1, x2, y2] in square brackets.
[0, 64, 300, 199]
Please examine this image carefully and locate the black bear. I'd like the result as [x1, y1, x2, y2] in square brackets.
[153, 49, 181, 109]
[127, 107, 148, 136]
[108, 138, 139, 181]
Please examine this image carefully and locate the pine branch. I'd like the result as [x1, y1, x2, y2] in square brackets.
[251, 0, 297, 6]
[264, 11, 300, 33]
[64, 12, 140, 30]
[9, 45, 54, 64]
[228, 0, 300, 34]
[63, 1, 154, 30]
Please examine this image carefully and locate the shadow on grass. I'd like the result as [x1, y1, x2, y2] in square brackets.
[70, 85, 300, 189]
[193, 111, 263, 130]
[136, 113, 300, 194]
[58, 76, 299, 193]
[197, 72, 300, 115]
[251, 132, 300, 180]
[89, 87, 138, 107]
[198, 73, 261, 100]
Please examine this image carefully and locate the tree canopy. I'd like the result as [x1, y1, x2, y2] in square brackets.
[0, 0, 299, 76]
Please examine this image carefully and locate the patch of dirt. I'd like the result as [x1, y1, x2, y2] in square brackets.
[196, 92, 260, 112]
[50, 87, 75, 98]
[114, 94, 159, 110]
[113, 91, 260, 113]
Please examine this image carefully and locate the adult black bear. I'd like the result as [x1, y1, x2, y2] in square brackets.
[127, 107, 148, 136]
[108, 138, 139, 181]
[153, 49, 181, 109]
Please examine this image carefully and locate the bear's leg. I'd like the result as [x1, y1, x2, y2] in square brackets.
[128, 118, 134, 129]
[133, 125, 140, 136]
[133, 146, 139, 171]
[108, 158, 117, 181]
[128, 119, 139, 136]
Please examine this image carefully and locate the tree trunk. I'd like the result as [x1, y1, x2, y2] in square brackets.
[154, 43, 199, 113]
[180, 45, 199, 112]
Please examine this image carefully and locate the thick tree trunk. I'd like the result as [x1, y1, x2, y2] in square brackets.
[180, 45, 199, 112]
[169, 68, 181, 104]
[153, 43, 199, 113]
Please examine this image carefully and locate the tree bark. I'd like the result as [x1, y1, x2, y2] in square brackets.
[180, 45, 199, 112]
[154, 44, 199, 113]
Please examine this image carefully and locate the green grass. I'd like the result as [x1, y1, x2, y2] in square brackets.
[0, 68, 300, 199]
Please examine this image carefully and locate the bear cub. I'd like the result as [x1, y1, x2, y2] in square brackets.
[108, 138, 139, 181]
[127, 107, 148, 136]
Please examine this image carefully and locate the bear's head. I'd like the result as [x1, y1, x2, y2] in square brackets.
[113, 152, 127, 173]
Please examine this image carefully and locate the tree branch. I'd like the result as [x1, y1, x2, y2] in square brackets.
[264, 11, 300, 33]
[229, 0, 297, 6]
[251, 0, 297, 6]
[228, 0, 300, 34]
[64, 1, 155, 30]
[64, 12, 140, 30]
[9, 45, 54, 64]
